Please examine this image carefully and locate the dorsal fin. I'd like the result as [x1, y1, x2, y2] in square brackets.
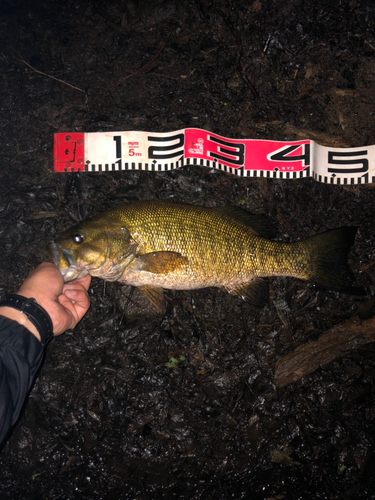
[209, 207, 276, 239]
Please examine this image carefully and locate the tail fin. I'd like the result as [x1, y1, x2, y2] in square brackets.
[304, 227, 363, 294]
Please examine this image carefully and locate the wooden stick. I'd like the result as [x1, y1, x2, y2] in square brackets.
[274, 315, 375, 388]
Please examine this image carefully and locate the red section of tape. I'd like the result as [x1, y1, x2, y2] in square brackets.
[184, 129, 310, 172]
[53, 133, 85, 172]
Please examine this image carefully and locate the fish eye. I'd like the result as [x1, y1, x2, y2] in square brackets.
[72, 233, 84, 244]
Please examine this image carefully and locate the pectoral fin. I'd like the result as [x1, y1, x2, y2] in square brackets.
[137, 251, 188, 274]
[224, 278, 269, 307]
[138, 285, 166, 313]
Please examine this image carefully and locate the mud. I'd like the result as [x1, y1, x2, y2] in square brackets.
[1, 0, 375, 498]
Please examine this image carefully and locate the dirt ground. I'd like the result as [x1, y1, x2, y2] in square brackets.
[1, 0, 375, 498]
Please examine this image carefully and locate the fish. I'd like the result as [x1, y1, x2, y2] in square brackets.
[48, 200, 361, 311]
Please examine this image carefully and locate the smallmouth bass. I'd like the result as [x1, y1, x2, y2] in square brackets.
[49, 200, 361, 310]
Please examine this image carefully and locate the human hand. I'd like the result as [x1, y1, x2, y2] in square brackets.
[17, 262, 91, 336]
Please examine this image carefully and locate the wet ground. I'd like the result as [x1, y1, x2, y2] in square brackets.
[1, 0, 375, 498]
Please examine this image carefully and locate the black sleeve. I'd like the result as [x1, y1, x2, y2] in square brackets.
[0, 316, 44, 445]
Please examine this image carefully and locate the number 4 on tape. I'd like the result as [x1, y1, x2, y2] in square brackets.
[53, 128, 375, 185]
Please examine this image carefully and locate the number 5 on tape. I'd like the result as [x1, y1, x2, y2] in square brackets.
[53, 128, 375, 185]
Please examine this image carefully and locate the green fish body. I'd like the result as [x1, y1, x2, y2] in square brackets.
[49, 200, 359, 310]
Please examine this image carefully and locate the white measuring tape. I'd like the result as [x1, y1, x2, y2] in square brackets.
[54, 128, 375, 185]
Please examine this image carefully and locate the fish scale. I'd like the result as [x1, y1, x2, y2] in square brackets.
[117, 202, 306, 284]
[119, 202, 273, 277]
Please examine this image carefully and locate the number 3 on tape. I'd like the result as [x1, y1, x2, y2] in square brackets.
[53, 128, 374, 185]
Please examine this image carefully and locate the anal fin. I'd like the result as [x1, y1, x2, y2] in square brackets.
[138, 285, 166, 313]
[224, 278, 269, 307]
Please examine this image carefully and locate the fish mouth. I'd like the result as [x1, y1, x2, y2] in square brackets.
[48, 242, 73, 267]
[47, 242, 81, 281]
[47, 240, 131, 283]
[48, 242, 60, 266]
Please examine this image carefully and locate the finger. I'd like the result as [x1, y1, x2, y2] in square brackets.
[47, 302, 76, 335]
[66, 274, 91, 290]
[64, 288, 90, 307]
[58, 292, 90, 322]
[76, 274, 91, 290]
[57, 296, 82, 326]
[63, 276, 91, 294]
[36, 262, 59, 272]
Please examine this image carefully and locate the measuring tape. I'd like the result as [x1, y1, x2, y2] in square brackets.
[53, 128, 375, 185]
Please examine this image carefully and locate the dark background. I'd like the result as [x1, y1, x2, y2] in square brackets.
[1, 0, 375, 498]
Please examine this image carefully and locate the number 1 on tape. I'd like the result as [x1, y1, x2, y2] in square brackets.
[53, 128, 374, 185]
